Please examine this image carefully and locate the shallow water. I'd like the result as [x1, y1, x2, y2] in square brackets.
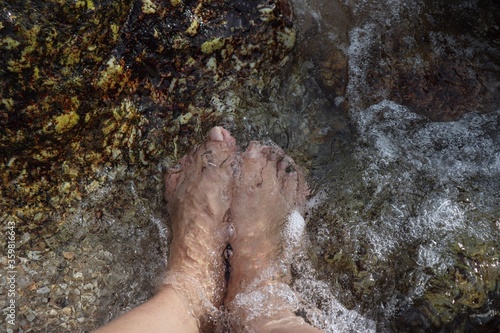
[228, 0, 500, 331]
[2, 0, 499, 332]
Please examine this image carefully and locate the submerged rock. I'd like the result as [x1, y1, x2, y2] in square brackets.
[0, 0, 296, 251]
[306, 0, 499, 121]
[1, 2, 296, 330]
[1, 0, 498, 332]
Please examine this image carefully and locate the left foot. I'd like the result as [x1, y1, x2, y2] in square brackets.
[163, 126, 237, 326]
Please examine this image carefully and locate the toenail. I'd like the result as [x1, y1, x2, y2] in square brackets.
[246, 141, 261, 155]
[202, 150, 213, 156]
[209, 126, 224, 141]
[265, 147, 283, 161]
[226, 223, 235, 239]
[170, 163, 182, 172]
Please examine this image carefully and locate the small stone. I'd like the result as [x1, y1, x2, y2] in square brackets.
[21, 232, 31, 243]
[81, 293, 96, 304]
[62, 306, 72, 316]
[26, 313, 35, 322]
[83, 283, 94, 291]
[63, 251, 75, 260]
[49, 309, 58, 316]
[37, 286, 50, 294]
[27, 250, 43, 260]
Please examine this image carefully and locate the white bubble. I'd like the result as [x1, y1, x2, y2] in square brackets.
[286, 210, 306, 244]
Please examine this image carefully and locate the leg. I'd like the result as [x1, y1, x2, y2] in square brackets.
[93, 127, 237, 333]
[226, 142, 324, 333]
[92, 287, 199, 333]
[163, 126, 236, 328]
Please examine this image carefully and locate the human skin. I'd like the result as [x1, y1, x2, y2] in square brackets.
[225, 141, 323, 333]
[93, 127, 324, 333]
[94, 126, 236, 333]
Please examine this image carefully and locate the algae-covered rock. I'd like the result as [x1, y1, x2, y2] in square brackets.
[417, 243, 499, 330]
[0, 0, 296, 252]
[1, 1, 297, 331]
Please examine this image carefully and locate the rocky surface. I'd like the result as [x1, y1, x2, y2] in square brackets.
[302, 0, 499, 121]
[1, 0, 499, 332]
[1, 0, 295, 256]
[1, 0, 296, 331]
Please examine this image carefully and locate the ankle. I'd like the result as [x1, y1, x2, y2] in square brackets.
[227, 281, 301, 328]
[256, 313, 306, 332]
[163, 271, 218, 328]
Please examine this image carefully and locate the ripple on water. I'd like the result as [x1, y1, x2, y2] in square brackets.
[305, 101, 499, 330]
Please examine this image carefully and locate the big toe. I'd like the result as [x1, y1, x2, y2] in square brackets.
[239, 142, 272, 186]
[208, 126, 235, 144]
[203, 126, 237, 167]
[262, 145, 286, 162]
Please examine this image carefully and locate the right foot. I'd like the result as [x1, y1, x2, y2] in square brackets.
[226, 142, 309, 331]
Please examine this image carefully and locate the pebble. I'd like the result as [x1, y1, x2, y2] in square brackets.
[83, 282, 94, 291]
[27, 250, 43, 260]
[37, 286, 50, 294]
[81, 294, 96, 304]
[26, 313, 35, 322]
[63, 251, 75, 260]
[62, 306, 72, 316]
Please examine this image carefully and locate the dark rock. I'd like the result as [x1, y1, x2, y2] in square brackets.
[0, 0, 296, 250]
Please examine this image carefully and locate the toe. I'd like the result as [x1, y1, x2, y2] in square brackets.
[220, 127, 236, 146]
[278, 156, 296, 174]
[164, 155, 190, 201]
[262, 145, 285, 162]
[208, 126, 236, 146]
[240, 142, 268, 187]
[208, 126, 225, 141]
[203, 127, 237, 167]
[243, 141, 262, 159]
[277, 156, 309, 210]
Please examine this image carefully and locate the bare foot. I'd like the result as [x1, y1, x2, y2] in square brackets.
[164, 126, 236, 327]
[226, 142, 313, 332]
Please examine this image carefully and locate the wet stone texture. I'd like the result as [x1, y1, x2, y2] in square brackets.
[1, 0, 295, 244]
[259, 0, 499, 332]
[1, 0, 295, 331]
[0, 0, 296, 247]
[308, 0, 499, 121]
[1, 0, 500, 332]
[379, 0, 499, 121]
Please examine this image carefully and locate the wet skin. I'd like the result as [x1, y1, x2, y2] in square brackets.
[165, 127, 321, 332]
[95, 126, 324, 333]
